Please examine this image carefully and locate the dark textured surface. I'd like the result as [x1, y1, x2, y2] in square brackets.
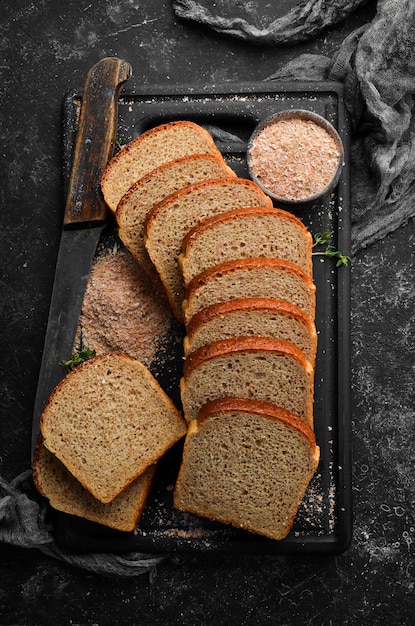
[1, 0, 414, 624]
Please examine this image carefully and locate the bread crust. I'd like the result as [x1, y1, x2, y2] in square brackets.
[197, 397, 318, 451]
[186, 256, 314, 294]
[183, 335, 313, 377]
[186, 297, 316, 340]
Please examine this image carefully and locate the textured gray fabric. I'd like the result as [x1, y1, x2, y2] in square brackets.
[173, 0, 369, 44]
[332, 0, 415, 251]
[0, 472, 164, 577]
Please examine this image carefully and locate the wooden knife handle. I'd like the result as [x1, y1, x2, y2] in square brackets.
[64, 57, 132, 226]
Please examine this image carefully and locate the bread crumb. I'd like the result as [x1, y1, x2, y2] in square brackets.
[76, 248, 172, 365]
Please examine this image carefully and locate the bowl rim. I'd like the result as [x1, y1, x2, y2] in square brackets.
[247, 108, 345, 205]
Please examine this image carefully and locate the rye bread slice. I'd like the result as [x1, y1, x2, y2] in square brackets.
[174, 397, 320, 541]
[101, 120, 223, 213]
[143, 178, 273, 321]
[179, 206, 313, 285]
[40, 353, 187, 503]
[183, 297, 317, 364]
[33, 436, 156, 531]
[182, 257, 316, 325]
[116, 153, 235, 288]
[180, 336, 314, 425]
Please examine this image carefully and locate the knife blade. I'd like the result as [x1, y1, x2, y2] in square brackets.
[31, 57, 132, 459]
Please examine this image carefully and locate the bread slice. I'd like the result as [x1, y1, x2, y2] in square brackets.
[180, 336, 314, 425]
[179, 206, 313, 285]
[40, 353, 187, 503]
[101, 121, 223, 212]
[184, 297, 317, 364]
[183, 257, 316, 325]
[174, 397, 320, 541]
[116, 154, 236, 285]
[144, 178, 273, 320]
[33, 437, 156, 531]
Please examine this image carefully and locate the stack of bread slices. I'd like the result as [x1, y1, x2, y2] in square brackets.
[33, 354, 187, 531]
[35, 121, 320, 540]
[113, 121, 320, 541]
[172, 179, 320, 541]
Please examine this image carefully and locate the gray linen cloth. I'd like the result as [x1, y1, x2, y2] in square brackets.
[2, 0, 414, 576]
[173, 0, 369, 44]
[0, 472, 164, 577]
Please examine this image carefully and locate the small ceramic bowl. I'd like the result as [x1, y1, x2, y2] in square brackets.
[247, 109, 344, 206]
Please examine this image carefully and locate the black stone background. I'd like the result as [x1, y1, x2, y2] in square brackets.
[1, 1, 414, 624]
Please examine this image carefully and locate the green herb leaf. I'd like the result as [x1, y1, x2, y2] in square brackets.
[312, 231, 332, 247]
[115, 137, 125, 151]
[62, 347, 96, 372]
[312, 232, 351, 267]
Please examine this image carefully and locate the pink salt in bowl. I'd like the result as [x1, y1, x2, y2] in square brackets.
[247, 109, 344, 206]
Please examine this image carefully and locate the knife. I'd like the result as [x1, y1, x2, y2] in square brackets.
[31, 57, 132, 459]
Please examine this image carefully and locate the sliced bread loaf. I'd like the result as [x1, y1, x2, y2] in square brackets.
[40, 353, 187, 503]
[116, 154, 236, 285]
[174, 397, 320, 541]
[144, 178, 273, 320]
[33, 437, 156, 531]
[180, 336, 314, 425]
[182, 257, 316, 325]
[184, 297, 317, 364]
[101, 121, 223, 212]
[179, 206, 313, 285]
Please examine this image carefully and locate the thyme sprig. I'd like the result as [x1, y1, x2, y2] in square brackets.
[62, 347, 96, 372]
[115, 137, 125, 151]
[312, 231, 351, 267]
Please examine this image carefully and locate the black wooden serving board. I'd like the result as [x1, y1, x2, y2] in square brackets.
[50, 81, 352, 554]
